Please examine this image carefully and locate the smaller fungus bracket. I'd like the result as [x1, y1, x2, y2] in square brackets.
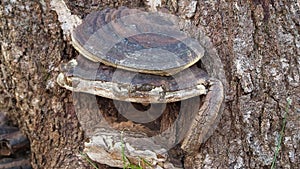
[56, 55, 209, 103]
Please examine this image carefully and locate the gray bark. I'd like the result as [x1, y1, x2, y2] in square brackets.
[0, 0, 299, 168]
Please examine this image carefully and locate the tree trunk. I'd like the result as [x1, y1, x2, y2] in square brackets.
[0, 0, 299, 168]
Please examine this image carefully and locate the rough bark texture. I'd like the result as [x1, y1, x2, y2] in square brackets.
[0, 0, 299, 169]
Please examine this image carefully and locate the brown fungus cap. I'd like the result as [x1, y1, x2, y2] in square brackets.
[71, 7, 204, 76]
[57, 55, 209, 103]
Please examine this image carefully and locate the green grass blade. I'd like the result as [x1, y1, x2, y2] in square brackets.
[270, 98, 292, 169]
[80, 152, 99, 169]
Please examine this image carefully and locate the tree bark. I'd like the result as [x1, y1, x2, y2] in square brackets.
[0, 0, 299, 168]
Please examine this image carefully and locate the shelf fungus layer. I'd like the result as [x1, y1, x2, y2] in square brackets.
[57, 55, 209, 103]
[71, 7, 204, 76]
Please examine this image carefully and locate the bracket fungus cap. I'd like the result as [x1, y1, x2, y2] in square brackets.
[71, 7, 204, 76]
[57, 55, 209, 103]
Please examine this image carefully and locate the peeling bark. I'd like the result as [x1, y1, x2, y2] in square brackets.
[0, 0, 299, 168]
